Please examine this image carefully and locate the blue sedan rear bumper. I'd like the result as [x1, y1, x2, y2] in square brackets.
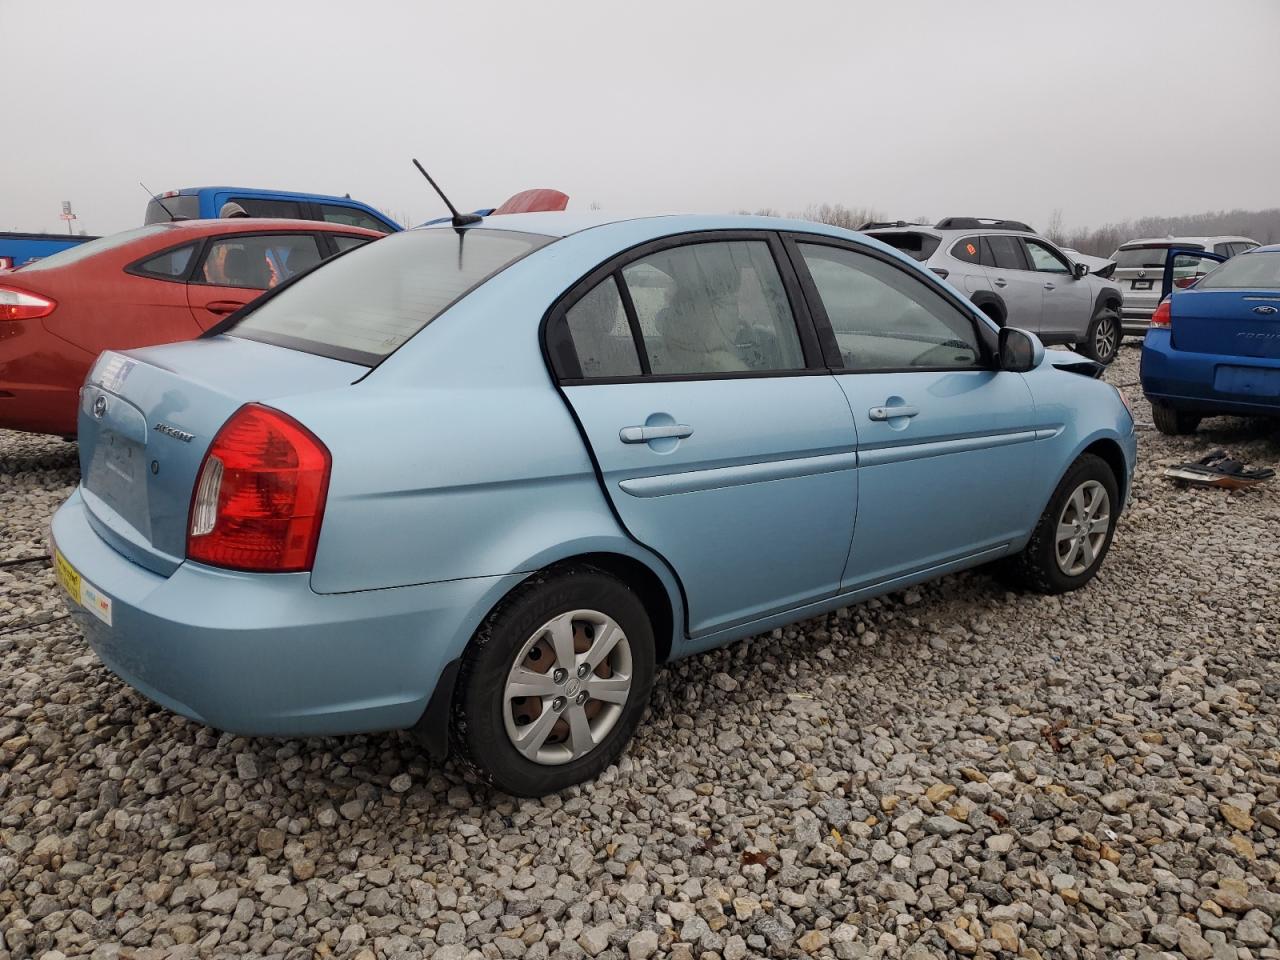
[1140, 329, 1280, 417]
[50, 489, 521, 738]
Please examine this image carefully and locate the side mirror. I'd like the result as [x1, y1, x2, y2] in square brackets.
[1073, 262, 1089, 280]
[999, 327, 1044, 373]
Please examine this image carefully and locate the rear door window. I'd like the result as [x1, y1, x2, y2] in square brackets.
[986, 235, 1029, 271]
[229, 197, 305, 219]
[619, 240, 805, 376]
[196, 234, 323, 289]
[230, 228, 552, 365]
[318, 203, 394, 233]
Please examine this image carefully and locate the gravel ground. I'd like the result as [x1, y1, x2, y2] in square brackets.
[2, 343, 1278, 960]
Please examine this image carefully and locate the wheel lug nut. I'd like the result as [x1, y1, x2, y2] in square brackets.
[577, 664, 591, 679]
[576, 691, 589, 705]
[552, 696, 567, 711]
[552, 668, 567, 684]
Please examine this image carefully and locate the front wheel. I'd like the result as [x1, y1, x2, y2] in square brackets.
[1079, 308, 1120, 364]
[450, 567, 655, 797]
[996, 454, 1119, 594]
[1151, 402, 1201, 435]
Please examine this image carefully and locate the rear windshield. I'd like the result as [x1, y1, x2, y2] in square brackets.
[229, 227, 553, 365]
[867, 231, 941, 262]
[1113, 244, 1204, 268]
[16, 226, 169, 271]
[145, 195, 203, 224]
[1197, 250, 1280, 290]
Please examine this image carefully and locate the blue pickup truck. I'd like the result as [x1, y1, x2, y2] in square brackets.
[143, 186, 401, 232]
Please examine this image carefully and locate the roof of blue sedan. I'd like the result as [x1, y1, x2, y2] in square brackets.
[418, 211, 864, 240]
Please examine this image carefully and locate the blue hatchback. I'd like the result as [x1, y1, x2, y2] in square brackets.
[49, 213, 1136, 796]
[1141, 244, 1280, 434]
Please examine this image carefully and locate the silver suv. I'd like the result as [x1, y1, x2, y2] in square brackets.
[1111, 235, 1259, 335]
[865, 218, 1125, 364]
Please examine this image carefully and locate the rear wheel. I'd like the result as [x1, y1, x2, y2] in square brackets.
[451, 566, 654, 797]
[996, 454, 1118, 594]
[1151, 403, 1201, 435]
[1079, 307, 1120, 364]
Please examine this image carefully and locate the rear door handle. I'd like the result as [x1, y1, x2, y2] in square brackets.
[620, 423, 693, 443]
[205, 299, 247, 315]
[1043, 282, 1056, 290]
[868, 405, 920, 421]
[993, 278, 1007, 288]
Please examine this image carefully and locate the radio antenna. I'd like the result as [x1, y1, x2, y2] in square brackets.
[411, 159, 481, 228]
[139, 182, 180, 221]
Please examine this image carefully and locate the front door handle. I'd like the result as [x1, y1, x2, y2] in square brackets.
[1043, 282, 1056, 290]
[993, 278, 1007, 288]
[620, 423, 694, 443]
[868, 405, 920, 421]
[205, 299, 247, 315]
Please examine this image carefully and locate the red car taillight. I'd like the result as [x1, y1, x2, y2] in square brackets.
[187, 404, 331, 573]
[1173, 274, 1205, 289]
[0, 285, 56, 321]
[1149, 299, 1172, 329]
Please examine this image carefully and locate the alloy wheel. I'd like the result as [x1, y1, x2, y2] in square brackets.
[1093, 315, 1117, 361]
[502, 609, 632, 765]
[1054, 480, 1110, 576]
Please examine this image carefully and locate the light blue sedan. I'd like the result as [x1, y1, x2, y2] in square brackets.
[49, 212, 1137, 796]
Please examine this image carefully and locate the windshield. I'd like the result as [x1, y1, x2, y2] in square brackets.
[229, 227, 553, 365]
[1197, 250, 1280, 290]
[1113, 244, 1203, 268]
[16, 226, 169, 272]
[145, 195, 202, 224]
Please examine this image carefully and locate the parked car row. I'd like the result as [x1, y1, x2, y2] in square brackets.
[46, 208, 1139, 795]
[1, 188, 570, 436]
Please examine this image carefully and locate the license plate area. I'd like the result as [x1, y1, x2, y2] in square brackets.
[1131, 279, 1153, 291]
[53, 546, 113, 625]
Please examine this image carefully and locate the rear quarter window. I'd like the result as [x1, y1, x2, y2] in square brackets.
[867, 232, 941, 262]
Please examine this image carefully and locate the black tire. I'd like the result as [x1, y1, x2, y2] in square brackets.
[1079, 307, 1120, 364]
[996, 453, 1119, 594]
[450, 566, 655, 797]
[979, 303, 1005, 328]
[1151, 402, 1201, 436]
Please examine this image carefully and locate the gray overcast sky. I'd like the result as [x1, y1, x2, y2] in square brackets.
[2, 0, 1278, 235]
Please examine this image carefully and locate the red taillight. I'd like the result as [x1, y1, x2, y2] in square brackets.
[0, 285, 56, 321]
[1173, 274, 1205, 289]
[1150, 299, 1172, 329]
[187, 404, 331, 573]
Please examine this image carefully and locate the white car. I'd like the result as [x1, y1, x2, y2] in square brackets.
[1112, 235, 1259, 335]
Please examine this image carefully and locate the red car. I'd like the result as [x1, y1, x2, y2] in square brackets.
[0, 219, 380, 436]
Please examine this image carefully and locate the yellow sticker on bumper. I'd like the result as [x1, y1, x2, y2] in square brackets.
[53, 547, 113, 626]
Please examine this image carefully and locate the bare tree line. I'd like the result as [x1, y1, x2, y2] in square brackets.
[1045, 207, 1280, 256]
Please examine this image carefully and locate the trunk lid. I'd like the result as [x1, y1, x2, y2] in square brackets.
[1171, 289, 1280, 359]
[78, 336, 365, 575]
